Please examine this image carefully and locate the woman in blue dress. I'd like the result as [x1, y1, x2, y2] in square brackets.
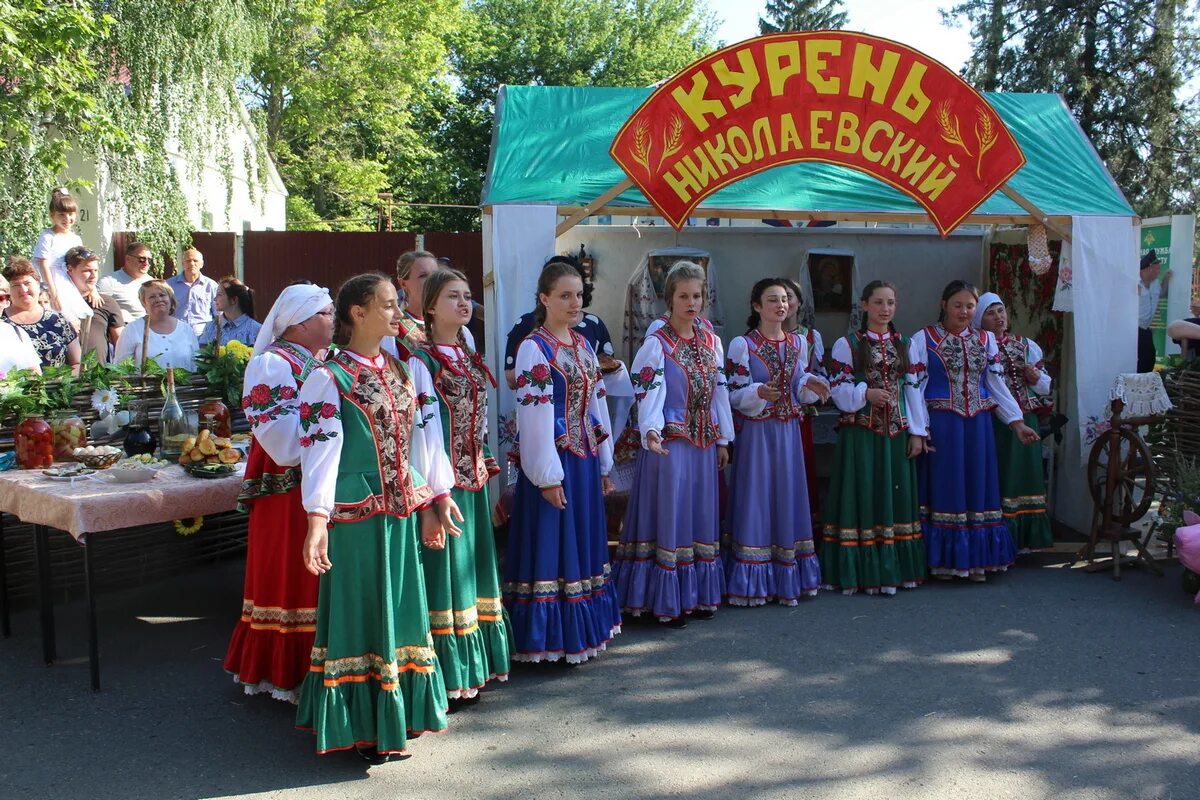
[907, 280, 1039, 582]
[506, 261, 621, 663]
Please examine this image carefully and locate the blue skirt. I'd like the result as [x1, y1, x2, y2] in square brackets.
[917, 411, 1016, 576]
[503, 449, 622, 663]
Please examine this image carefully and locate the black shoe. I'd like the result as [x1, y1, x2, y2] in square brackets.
[657, 616, 688, 629]
[689, 609, 715, 621]
[356, 746, 389, 766]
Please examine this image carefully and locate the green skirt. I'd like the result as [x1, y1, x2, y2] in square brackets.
[993, 413, 1054, 552]
[423, 484, 513, 699]
[819, 425, 926, 593]
[296, 511, 448, 756]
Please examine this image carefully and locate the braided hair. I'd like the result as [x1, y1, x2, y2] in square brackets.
[855, 280, 908, 377]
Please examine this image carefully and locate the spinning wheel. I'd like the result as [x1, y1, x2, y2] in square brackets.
[1087, 427, 1155, 525]
[1080, 398, 1164, 579]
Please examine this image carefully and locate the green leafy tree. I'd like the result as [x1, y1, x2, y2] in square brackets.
[943, 0, 1199, 218]
[758, 0, 848, 34]
[246, 0, 462, 231]
[421, 0, 717, 232]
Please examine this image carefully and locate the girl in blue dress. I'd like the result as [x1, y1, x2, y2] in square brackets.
[506, 261, 621, 663]
[907, 281, 1039, 582]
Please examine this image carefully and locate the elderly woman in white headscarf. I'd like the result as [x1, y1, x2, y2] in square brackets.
[973, 291, 1054, 553]
[224, 283, 335, 703]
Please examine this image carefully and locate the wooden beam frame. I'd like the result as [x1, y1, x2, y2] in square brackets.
[999, 184, 1073, 243]
[554, 178, 634, 237]
[549, 205, 1074, 230]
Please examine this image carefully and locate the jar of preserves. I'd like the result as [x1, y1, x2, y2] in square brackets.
[198, 397, 231, 438]
[51, 410, 89, 461]
[15, 415, 54, 469]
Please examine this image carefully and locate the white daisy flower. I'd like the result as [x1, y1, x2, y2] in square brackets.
[91, 387, 120, 416]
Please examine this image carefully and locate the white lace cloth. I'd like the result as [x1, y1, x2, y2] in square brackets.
[1107, 372, 1172, 419]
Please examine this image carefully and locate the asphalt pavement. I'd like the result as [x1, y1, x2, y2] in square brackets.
[1, 552, 1198, 800]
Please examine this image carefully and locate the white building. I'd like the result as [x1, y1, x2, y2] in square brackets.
[67, 103, 286, 271]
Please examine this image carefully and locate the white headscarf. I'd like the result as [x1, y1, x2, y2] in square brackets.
[252, 284, 333, 358]
[974, 291, 1004, 330]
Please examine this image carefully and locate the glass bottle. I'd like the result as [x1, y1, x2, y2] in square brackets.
[198, 397, 231, 438]
[158, 370, 190, 459]
[123, 400, 158, 456]
[51, 409, 88, 461]
[15, 415, 54, 469]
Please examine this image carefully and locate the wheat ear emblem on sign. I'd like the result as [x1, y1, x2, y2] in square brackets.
[937, 102, 1001, 179]
[973, 107, 998, 179]
[658, 114, 684, 170]
[629, 118, 653, 179]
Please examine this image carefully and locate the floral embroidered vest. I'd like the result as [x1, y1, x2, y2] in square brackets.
[651, 325, 721, 447]
[414, 342, 500, 491]
[518, 328, 608, 458]
[396, 312, 426, 360]
[832, 332, 911, 438]
[923, 325, 998, 418]
[326, 350, 434, 523]
[737, 330, 804, 423]
[238, 340, 322, 509]
[997, 334, 1053, 416]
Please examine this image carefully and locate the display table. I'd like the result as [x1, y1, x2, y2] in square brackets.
[0, 464, 244, 690]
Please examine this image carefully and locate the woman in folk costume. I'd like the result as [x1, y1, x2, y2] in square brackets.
[614, 261, 733, 628]
[224, 284, 334, 701]
[780, 277, 825, 524]
[298, 273, 461, 764]
[506, 261, 621, 663]
[409, 269, 512, 700]
[819, 281, 926, 595]
[908, 281, 1039, 582]
[725, 279, 831, 605]
[974, 292, 1054, 553]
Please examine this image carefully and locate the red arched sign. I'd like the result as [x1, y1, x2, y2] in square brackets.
[609, 32, 1026, 235]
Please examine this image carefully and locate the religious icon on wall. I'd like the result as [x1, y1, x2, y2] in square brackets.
[648, 254, 710, 299]
[810, 253, 853, 311]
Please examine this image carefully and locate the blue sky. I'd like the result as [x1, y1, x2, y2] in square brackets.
[708, 0, 973, 72]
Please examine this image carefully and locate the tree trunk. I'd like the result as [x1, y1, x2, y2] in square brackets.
[981, 0, 1005, 92]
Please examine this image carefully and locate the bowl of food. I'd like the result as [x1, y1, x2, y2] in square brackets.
[42, 464, 97, 481]
[110, 463, 159, 483]
[73, 445, 124, 470]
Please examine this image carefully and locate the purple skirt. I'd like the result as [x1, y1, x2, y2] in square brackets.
[725, 417, 821, 605]
[613, 440, 723, 620]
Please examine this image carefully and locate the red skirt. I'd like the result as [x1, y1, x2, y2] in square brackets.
[223, 445, 317, 702]
[801, 415, 820, 524]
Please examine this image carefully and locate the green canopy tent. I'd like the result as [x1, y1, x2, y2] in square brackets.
[481, 84, 1139, 535]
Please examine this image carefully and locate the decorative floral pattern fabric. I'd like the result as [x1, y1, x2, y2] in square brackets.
[298, 349, 453, 520]
[996, 334, 1053, 416]
[414, 342, 501, 491]
[632, 325, 733, 449]
[827, 330, 914, 438]
[906, 326, 1024, 438]
[6, 310, 77, 367]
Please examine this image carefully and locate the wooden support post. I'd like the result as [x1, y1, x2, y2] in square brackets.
[1000, 184, 1073, 243]
[555, 178, 635, 237]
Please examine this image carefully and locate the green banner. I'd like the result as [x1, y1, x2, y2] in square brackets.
[1141, 224, 1172, 359]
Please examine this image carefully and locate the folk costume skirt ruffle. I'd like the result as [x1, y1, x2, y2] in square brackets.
[724, 417, 821, 605]
[918, 411, 1017, 577]
[422, 483, 513, 698]
[613, 440, 724, 621]
[504, 449, 622, 663]
[296, 511, 448, 756]
[819, 426, 925, 594]
[224, 451, 317, 703]
[993, 413, 1054, 552]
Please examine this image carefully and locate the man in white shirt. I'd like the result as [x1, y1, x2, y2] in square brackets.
[1137, 249, 1172, 373]
[97, 242, 155, 323]
[167, 247, 220, 336]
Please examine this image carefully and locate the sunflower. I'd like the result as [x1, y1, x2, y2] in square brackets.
[174, 516, 204, 536]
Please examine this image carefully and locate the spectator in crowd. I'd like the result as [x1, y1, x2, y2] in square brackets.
[199, 281, 261, 346]
[98, 242, 155, 323]
[1168, 299, 1200, 361]
[167, 247, 220, 337]
[31, 187, 91, 321]
[1137, 249, 1173, 373]
[113, 280, 200, 371]
[38, 284, 51, 310]
[65, 246, 123, 363]
[0, 274, 42, 375]
[2, 257, 80, 373]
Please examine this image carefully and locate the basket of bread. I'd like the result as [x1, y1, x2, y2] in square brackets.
[179, 429, 244, 478]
